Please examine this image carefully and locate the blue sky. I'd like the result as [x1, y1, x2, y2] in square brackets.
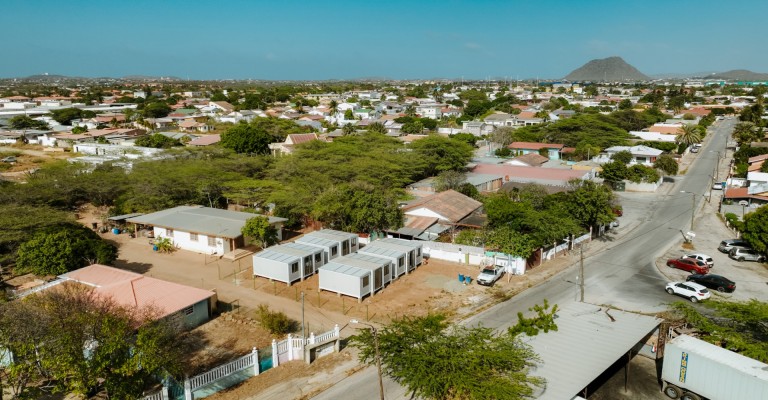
[1, 0, 765, 80]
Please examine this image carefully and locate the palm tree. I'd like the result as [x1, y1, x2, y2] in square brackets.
[733, 122, 761, 146]
[329, 100, 339, 118]
[342, 123, 356, 136]
[675, 124, 702, 147]
[367, 122, 387, 135]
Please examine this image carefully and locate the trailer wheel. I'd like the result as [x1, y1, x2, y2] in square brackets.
[664, 384, 682, 399]
[680, 392, 701, 400]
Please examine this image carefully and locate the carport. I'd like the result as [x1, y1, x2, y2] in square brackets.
[524, 302, 661, 400]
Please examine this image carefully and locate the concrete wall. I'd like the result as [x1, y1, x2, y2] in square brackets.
[154, 227, 226, 255]
[625, 178, 663, 192]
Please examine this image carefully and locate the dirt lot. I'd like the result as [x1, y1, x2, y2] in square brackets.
[63, 205, 581, 399]
[0, 144, 72, 180]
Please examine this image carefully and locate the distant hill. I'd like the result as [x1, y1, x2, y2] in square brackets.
[708, 69, 768, 81]
[565, 56, 650, 82]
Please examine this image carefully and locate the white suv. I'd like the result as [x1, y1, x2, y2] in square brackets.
[684, 253, 714, 268]
[666, 281, 711, 303]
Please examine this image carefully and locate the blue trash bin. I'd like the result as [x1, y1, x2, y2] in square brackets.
[458, 274, 465, 283]
[464, 277, 472, 285]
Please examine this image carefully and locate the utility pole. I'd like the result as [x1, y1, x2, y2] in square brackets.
[690, 193, 696, 231]
[301, 291, 305, 342]
[579, 244, 584, 302]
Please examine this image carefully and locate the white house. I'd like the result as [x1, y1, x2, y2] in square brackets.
[252, 243, 325, 286]
[595, 145, 664, 166]
[126, 206, 287, 255]
[318, 253, 392, 302]
[415, 104, 443, 119]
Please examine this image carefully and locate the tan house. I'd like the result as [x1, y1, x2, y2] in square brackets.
[268, 133, 319, 156]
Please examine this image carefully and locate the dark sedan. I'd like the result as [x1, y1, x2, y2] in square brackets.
[686, 274, 736, 293]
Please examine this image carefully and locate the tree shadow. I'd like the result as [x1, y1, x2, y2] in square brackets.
[112, 259, 153, 274]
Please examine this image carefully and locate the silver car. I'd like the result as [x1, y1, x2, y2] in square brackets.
[718, 239, 749, 253]
[729, 248, 765, 262]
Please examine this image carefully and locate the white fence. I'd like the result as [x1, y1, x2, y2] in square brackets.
[422, 241, 485, 266]
[272, 325, 340, 367]
[542, 233, 591, 261]
[188, 350, 259, 390]
[139, 325, 340, 400]
[13, 278, 65, 298]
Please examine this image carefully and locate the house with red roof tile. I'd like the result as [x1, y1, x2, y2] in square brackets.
[268, 133, 320, 156]
[508, 142, 565, 160]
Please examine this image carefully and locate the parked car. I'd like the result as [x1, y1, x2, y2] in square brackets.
[712, 182, 724, 190]
[718, 239, 750, 253]
[476, 265, 504, 286]
[728, 248, 765, 262]
[666, 258, 709, 274]
[686, 274, 736, 293]
[683, 253, 714, 268]
[0, 156, 16, 163]
[666, 281, 711, 303]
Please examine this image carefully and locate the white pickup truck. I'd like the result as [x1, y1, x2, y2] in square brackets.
[476, 265, 504, 286]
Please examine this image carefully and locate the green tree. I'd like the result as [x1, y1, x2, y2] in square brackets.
[241, 215, 278, 249]
[567, 180, 616, 230]
[449, 132, 478, 147]
[15, 224, 117, 276]
[135, 133, 182, 148]
[618, 99, 633, 110]
[0, 285, 185, 399]
[600, 161, 628, 183]
[141, 101, 172, 118]
[312, 184, 402, 233]
[220, 121, 274, 154]
[488, 126, 517, 148]
[408, 135, 473, 178]
[653, 154, 679, 175]
[71, 125, 88, 134]
[508, 299, 559, 336]
[50, 108, 95, 125]
[432, 170, 466, 192]
[670, 299, 768, 362]
[367, 122, 387, 135]
[350, 313, 544, 400]
[0, 205, 73, 265]
[741, 205, 768, 253]
[675, 124, 702, 147]
[732, 122, 761, 146]
[610, 150, 633, 164]
[8, 115, 49, 130]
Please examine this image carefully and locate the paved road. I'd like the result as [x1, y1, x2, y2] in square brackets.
[311, 119, 737, 400]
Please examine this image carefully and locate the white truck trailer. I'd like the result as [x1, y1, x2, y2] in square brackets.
[661, 334, 768, 400]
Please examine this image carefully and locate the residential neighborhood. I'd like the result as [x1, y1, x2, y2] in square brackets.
[2, 2, 768, 400]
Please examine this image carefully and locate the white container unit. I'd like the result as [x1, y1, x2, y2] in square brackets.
[357, 242, 409, 279]
[318, 254, 390, 302]
[295, 235, 341, 264]
[305, 229, 359, 256]
[252, 244, 321, 285]
[661, 334, 768, 400]
[374, 238, 424, 272]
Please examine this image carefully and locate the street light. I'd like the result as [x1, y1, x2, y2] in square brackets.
[350, 319, 384, 400]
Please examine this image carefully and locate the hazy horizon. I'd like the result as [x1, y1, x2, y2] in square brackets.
[2, 0, 766, 80]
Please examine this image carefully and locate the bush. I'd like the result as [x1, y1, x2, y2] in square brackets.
[495, 147, 511, 157]
[654, 154, 679, 175]
[257, 304, 297, 335]
[724, 213, 743, 231]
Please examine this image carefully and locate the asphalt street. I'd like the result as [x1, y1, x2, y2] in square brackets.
[311, 119, 737, 400]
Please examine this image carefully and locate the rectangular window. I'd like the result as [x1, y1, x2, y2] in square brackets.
[314, 253, 322, 263]
[383, 265, 390, 276]
[331, 246, 338, 257]
[304, 256, 312, 266]
[166, 229, 174, 238]
[362, 276, 370, 287]
[190, 233, 198, 241]
[398, 257, 405, 267]
[351, 237, 357, 246]
[208, 236, 216, 246]
[417, 248, 421, 256]
[183, 305, 194, 315]
[291, 262, 299, 273]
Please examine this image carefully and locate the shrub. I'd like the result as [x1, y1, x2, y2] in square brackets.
[257, 304, 297, 335]
[724, 213, 743, 231]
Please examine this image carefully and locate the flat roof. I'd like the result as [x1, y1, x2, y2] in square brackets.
[378, 238, 423, 250]
[305, 229, 357, 242]
[320, 262, 371, 278]
[295, 235, 340, 248]
[282, 242, 324, 254]
[344, 253, 392, 267]
[524, 302, 660, 400]
[126, 205, 287, 239]
[108, 212, 144, 221]
[358, 244, 406, 259]
[671, 335, 768, 380]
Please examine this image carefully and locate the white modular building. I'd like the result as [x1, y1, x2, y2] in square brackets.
[357, 242, 410, 279]
[295, 229, 359, 262]
[318, 253, 391, 301]
[252, 243, 324, 285]
[373, 238, 424, 272]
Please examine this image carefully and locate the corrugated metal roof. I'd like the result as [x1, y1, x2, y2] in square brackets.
[126, 206, 287, 239]
[379, 237, 423, 250]
[320, 261, 370, 278]
[61, 264, 214, 319]
[524, 302, 660, 400]
[344, 253, 391, 267]
[108, 212, 144, 221]
[358, 244, 406, 259]
[306, 229, 358, 242]
[253, 247, 301, 263]
[282, 242, 323, 254]
[295, 235, 339, 248]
